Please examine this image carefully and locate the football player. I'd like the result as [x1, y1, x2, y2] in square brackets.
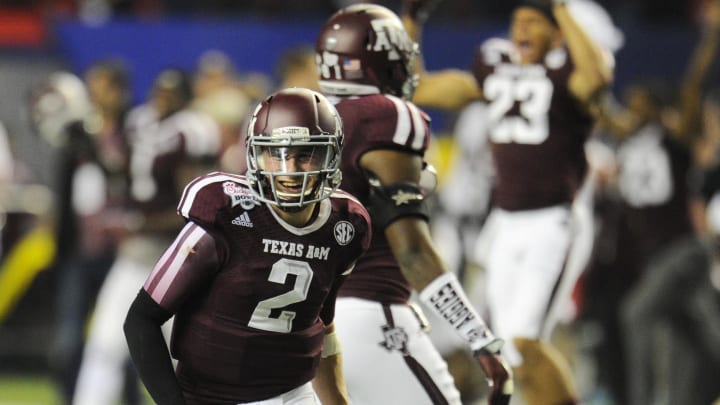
[403, 0, 612, 404]
[315, 4, 512, 405]
[30, 64, 133, 404]
[124, 88, 372, 405]
[589, 2, 720, 402]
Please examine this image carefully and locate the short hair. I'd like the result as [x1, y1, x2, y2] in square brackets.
[276, 45, 316, 80]
[153, 68, 193, 103]
[515, 0, 557, 25]
[86, 59, 131, 91]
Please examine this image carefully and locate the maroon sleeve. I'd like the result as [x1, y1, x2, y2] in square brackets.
[350, 197, 372, 256]
[318, 276, 345, 325]
[177, 173, 229, 226]
[318, 192, 372, 324]
[143, 222, 221, 313]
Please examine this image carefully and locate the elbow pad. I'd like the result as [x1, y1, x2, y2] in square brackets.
[367, 180, 431, 229]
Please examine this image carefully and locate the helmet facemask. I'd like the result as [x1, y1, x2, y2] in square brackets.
[246, 127, 342, 211]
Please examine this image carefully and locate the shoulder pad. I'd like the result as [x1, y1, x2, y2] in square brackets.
[331, 188, 370, 223]
[177, 172, 258, 225]
[544, 47, 569, 70]
[348, 94, 430, 153]
[479, 37, 518, 65]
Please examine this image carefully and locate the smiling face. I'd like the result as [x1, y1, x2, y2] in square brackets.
[510, 6, 560, 64]
[245, 88, 344, 219]
[258, 145, 326, 202]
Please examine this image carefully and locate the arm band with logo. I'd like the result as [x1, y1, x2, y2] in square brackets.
[419, 272, 504, 354]
[321, 332, 342, 358]
[366, 181, 431, 229]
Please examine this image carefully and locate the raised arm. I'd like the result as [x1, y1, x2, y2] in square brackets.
[590, 89, 644, 139]
[401, 0, 482, 111]
[553, 0, 613, 109]
[675, 0, 720, 142]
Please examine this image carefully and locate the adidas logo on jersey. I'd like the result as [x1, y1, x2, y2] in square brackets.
[231, 212, 253, 227]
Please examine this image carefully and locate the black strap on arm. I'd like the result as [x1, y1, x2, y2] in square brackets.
[366, 178, 431, 229]
[124, 289, 186, 405]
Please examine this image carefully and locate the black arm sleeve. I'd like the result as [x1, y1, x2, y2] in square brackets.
[124, 288, 186, 405]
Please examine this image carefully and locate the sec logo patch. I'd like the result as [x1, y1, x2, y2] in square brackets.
[333, 221, 355, 246]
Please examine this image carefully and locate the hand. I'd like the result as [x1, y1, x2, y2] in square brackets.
[475, 351, 513, 405]
[705, 0, 720, 31]
[401, 0, 443, 23]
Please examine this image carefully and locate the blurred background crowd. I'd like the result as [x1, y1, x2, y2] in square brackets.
[0, 0, 709, 23]
[0, 0, 719, 404]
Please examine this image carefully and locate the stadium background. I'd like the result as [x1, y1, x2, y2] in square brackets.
[0, 1, 716, 403]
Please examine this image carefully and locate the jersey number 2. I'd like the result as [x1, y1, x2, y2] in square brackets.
[484, 74, 553, 144]
[248, 258, 314, 333]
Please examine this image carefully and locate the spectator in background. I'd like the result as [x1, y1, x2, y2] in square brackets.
[191, 50, 254, 174]
[28, 66, 132, 404]
[619, 158, 720, 405]
[72, 67, 222, 405]
[0, 119, 14, 256]
[0, 120, 12, 258]
[83, 59, 132, 178]
[275, 44, 321, 91]
[583, 79, 696, 405]
[580, 2, 720, 402]
[0, 120, 12, 184]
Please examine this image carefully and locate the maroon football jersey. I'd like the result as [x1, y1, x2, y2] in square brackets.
[333, 93, 430, 304]
[145, 172, 371, 403]
[614, 126, 694, 283]
[125, 106, 221, 215]
[472, 38, 593, 211]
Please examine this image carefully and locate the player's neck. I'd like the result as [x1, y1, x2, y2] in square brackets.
[272, 203, 319, 228]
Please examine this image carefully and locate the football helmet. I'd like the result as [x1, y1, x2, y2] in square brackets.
[29, 71, 91, 148]
[315, 3, 419, 99]
[246, 87, 343, 210]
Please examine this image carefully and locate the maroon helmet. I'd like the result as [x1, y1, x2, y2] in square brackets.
[246, 87, 343, 210]
[315, 4, 419, 99]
